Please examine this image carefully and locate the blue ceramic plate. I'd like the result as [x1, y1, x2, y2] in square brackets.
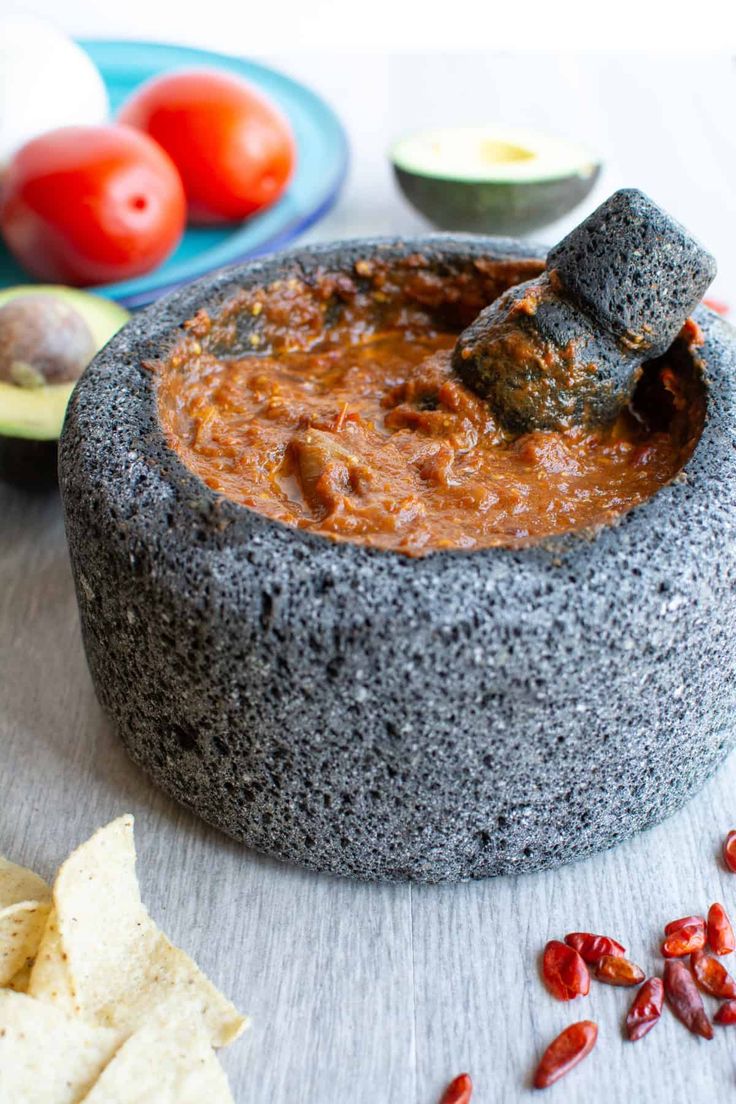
[0, 40, 348, 308]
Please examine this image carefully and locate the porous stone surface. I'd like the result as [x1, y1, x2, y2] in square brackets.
[548, 188, 717, 357]
[454, 190, 717, 432]
[58, 235, 736, 883]
[453, 273, 644, 432]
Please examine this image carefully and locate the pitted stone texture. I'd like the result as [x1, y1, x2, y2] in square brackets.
[453, 274, 643, 432]
[456, 191, 717, 433]
[58, 235, 736, 883]
[548, 188, 717, 356]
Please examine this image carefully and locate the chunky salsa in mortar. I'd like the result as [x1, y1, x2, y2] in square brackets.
[155, 255, 705, 556]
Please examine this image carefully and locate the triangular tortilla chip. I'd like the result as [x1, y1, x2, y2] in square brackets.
[0, 898, 51, 985]
[30, 816, 246, 1047]
[0, 855, 50, 908]
[78, 1001, 234, 1103]
[28, 906, 79, 1012]
[6, 961, 32, 992]
[0, 989, 119, 1104]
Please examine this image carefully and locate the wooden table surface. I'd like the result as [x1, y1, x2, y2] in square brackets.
[2, 53, 735, 1103]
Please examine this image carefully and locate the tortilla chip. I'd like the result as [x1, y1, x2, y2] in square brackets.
[0, 989, 119, 1104]
[0, 854, 50, 908]
[78, 1000, 234, 1103]
[28, 906, 79, 1012]
[0, 898, 51, 984]
[6, 961, 32, 992]
[30, 816, 246, 1047]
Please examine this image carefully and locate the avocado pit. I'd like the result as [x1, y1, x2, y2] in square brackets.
[0, 286, 128, 488]
[0, 294, 96, 388]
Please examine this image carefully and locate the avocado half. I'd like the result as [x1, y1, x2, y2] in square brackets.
[391, 127, 601, 236]
[0, 286, 129, 488]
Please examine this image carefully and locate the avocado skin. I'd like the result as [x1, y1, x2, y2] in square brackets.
[0, 434, 58, 489]
[394, 164, 601, 235]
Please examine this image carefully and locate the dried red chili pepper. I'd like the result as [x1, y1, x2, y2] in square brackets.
[663, 959, 713, 1039]
[661, 923, 706, 958]
[664, 915, 705, 937]
[439, 1073, 472, 1104]
[542, 941, 590, 1001]
[625, 977, 664, 1041]
[593, 954, 645, 987]
[723, 830, 736, 873]
[714, 1000, 736, 1025]
[564, 932, 625, 963]
[690, 950, 736, 999]
[703, 297, 730, 316]
[708, 902, 736, 955]
[533, 1020, 597, 1089]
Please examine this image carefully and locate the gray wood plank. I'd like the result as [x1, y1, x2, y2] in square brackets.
[0, 485, 416, 1103]
[411, 766, 736, 1101]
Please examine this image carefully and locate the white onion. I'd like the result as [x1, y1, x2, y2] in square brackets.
[0, 16, 109, 176]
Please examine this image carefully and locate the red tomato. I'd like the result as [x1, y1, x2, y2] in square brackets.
[0, 125, 186, 286]
[119, 69, 296, 225]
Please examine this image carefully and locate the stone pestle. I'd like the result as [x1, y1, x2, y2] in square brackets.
[452, 188, 717, 433]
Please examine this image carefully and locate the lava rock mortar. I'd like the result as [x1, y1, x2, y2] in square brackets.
[59, 235, 736, 883]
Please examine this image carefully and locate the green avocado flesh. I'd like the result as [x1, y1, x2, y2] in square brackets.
[0, 286, 129, 442]
[391, 127, 601, 235]
[0, 380, 75, 440]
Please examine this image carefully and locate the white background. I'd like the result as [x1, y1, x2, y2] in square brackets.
[5, 0, 736, 52]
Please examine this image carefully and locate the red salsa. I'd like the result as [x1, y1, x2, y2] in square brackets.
[155, 255, 705, 556]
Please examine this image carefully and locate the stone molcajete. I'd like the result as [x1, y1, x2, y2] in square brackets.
[59, 232, 736, 883]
